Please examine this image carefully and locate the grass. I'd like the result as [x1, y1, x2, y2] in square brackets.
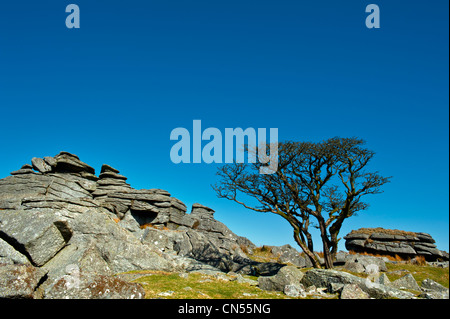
[116, 257, 449, 299]
[124, 271, 286, 299]
[385, 263, 449, 288]
[121, 270, 339, 299]
[348, 227, 417, 237]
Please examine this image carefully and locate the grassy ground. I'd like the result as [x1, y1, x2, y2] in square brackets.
[249, 245, 449, 289]
[336, 263, 449, 288]
[121, 270, 287, 299]
[335, 262, 449, 298]
[116, 246, 449, 299]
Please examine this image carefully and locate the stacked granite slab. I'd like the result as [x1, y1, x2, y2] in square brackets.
[344, 228, 447, 261]
[92, 163, 190, 227]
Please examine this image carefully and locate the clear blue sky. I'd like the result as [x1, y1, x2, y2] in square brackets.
[0, 1, 448, 252]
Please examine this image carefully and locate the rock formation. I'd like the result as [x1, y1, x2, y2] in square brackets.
[0, 152, 278, 299]
[344, 228, 447, 261]
[1, 153, 448, 300]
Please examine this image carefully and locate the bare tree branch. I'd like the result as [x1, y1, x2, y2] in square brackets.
[213, 137, 391, 268]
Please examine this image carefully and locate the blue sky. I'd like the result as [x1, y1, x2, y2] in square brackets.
[0, 1, 448, 252]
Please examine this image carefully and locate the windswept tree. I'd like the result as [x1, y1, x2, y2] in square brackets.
[213, 137, 391, 269]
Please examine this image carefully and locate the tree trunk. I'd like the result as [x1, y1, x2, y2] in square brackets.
[293, 231, 321, 268]
[329, 232, 339, 264]
[317, 217, 334, 269]
[282, 213, 322, 268]
[328, 214, 347, 267]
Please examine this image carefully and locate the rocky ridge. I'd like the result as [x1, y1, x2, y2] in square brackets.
[0, 152, 282, 299]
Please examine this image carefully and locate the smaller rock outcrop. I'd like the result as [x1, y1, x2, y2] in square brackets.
[390, 274, 421, 291]
[344, 228, 447, 261]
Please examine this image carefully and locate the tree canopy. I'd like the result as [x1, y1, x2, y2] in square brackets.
[213, 137, 391, 268]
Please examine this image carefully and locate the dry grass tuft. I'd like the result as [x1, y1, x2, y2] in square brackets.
[411, 255, 427, 266]
[240, 244, 249, 254]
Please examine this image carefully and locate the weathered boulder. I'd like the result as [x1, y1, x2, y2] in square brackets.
[344, 254, 387, 274]
[0, 210, 72, 266]
[0, 237, 30, 265]
[284, 283, 306, 298]
[258, 266, 305, 292]
[53, 152, 96, 175]
[41, 238, 112, 281]
[0, 264, 47, 299]
[421, 278, 449, 294]
[418, 290, 449, 299]
[334, 251, 350, 265]
[344, 228, 446, 261]
[418, 279, 449, 299]
[191, 203, 215, 218]
[390, 273, 421, 291]
[173, 228, 236, 272]
[301, 269, 416, 299]
[31, 157, 52, 173]
[42, 272, 146, 299]
[271, 244, 307, 268]
[251, 261, 285, 276]
[377, 273, 391, 285]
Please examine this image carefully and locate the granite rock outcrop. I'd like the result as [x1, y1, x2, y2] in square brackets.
[0, 152, 271, 298]
[344, 228, 447, 261]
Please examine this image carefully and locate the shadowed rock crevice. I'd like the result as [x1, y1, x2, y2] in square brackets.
[130, 210, 159, 226]
[53, 221, 73, 243]
[0, 228, 35, 266]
